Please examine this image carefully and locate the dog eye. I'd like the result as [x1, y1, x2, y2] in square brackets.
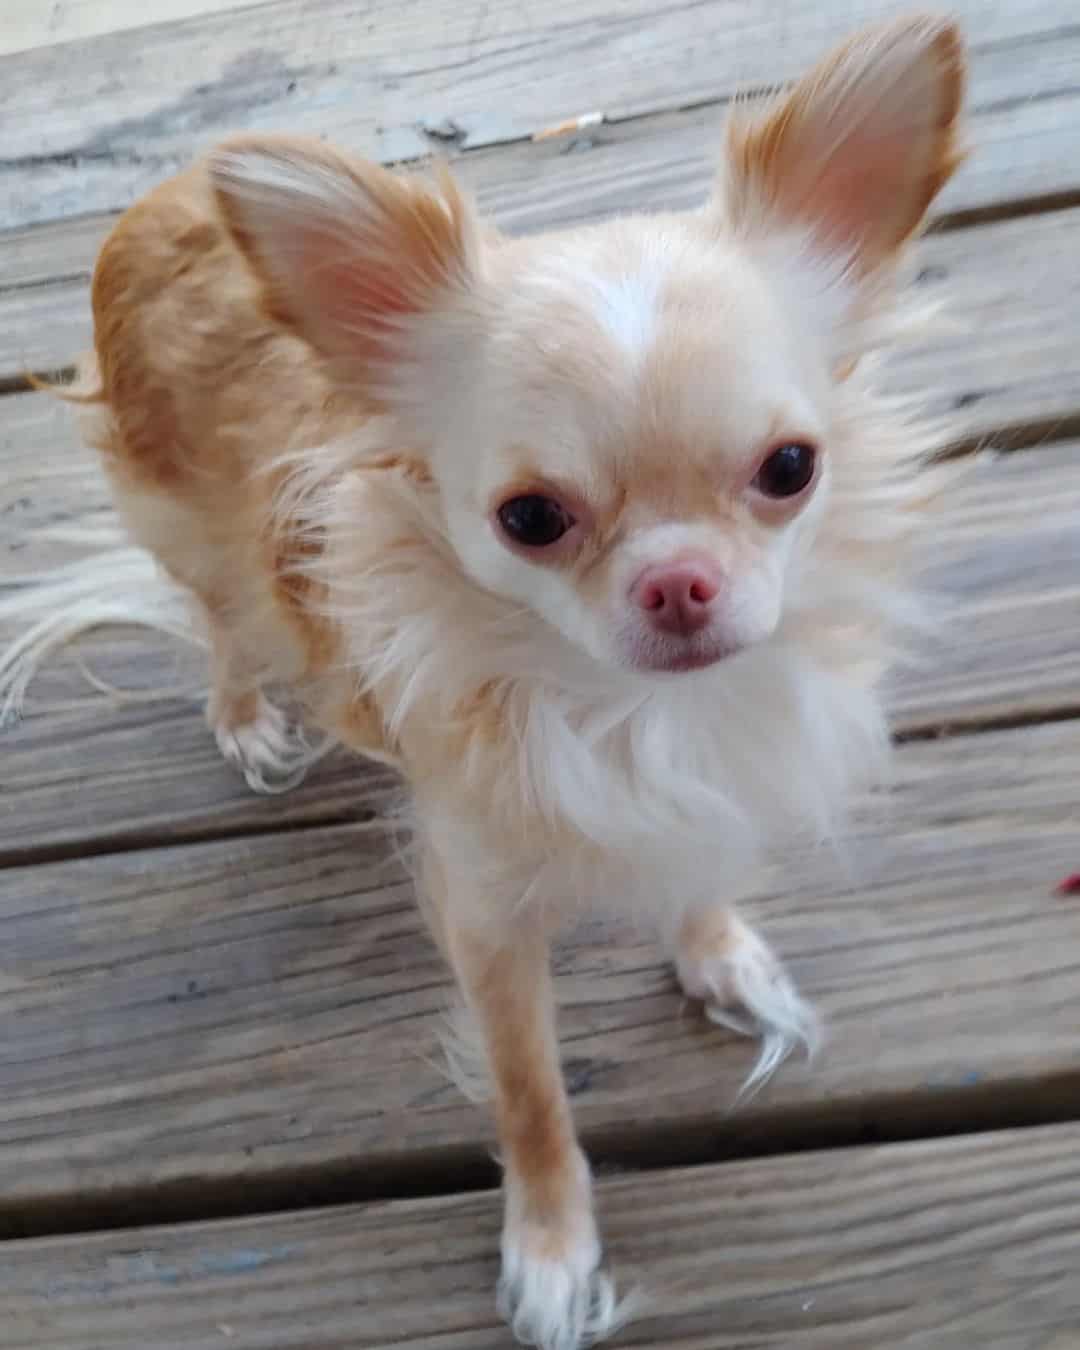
[753, 443, 817, 499]
[496, 494, 575, 547]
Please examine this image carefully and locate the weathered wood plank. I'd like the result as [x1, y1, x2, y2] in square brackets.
[886, 442, 1080, 730]
[1, 719, 1079, 1226]
[2, 386, 1078, 859]
[4, 1125, 1080, 1348]
[1, 1, 1078, 230]
[0, 0, 259, 59]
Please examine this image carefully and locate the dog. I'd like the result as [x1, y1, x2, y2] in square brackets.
[3, 14, 965, 1348]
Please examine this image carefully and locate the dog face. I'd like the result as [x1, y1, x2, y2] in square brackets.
[211, 15, 963, 680]
[423, 219, 835, 675]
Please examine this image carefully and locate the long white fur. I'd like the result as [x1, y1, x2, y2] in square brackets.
[498, 1146, 642, 1350]
[498, 1235, 637, 1350]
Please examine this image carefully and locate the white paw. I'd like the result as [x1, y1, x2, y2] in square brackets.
[677, 915, 821, 1096]
[213, 694, 314, 795]
[497, 1221, 630, 1350]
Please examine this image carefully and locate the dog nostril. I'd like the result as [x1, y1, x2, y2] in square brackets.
[632, 558, 722, 624]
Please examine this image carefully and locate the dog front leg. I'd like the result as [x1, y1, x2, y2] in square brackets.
[428, 849, 625, 1350]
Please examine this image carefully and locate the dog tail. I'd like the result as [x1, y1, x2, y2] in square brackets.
[0, 359, 204, 727]
[0, 538, 203, 727]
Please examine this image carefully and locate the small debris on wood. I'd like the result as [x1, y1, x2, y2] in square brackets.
[533, 111, 605, 142]
[1054, 873, 1080, 896]
[420, 116, 466, 144]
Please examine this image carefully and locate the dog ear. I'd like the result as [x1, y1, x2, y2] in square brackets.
[209, 134, 481, 376]
[719, 14, 965, 276]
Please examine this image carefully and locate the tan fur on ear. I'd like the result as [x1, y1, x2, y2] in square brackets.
[723, 14, 966, 273]
[209, 133, 479, 369]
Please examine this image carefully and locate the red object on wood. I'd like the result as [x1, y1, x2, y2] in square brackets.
[1054, 873, 1080, 896]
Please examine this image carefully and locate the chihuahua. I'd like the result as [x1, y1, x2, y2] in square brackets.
[6, 14, 965, 1348]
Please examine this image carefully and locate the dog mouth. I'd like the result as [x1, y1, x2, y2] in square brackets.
[620, 631, 744, 675]
[653, 648, 735, 672]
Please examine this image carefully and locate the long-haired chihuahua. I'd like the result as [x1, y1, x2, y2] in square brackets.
[4, 14, 965, 1348]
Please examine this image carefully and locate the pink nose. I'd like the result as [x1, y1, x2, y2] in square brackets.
[631, 556, 722, 636]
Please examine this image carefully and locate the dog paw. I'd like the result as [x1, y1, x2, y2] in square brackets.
[497, 1220, 630, 1350]
[676, 911, 821, 1095]
[213, 693, 314, 795]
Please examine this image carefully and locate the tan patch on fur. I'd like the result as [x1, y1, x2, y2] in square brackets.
[678, 905, 741, 967]
[86, 154, 371, 716]
[439, 906, 583, 1224]
[210, 134, 482, 382]
[330, 688, 390, 757]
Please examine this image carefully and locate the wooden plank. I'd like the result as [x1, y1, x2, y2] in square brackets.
[2, 386, 1078, 858]
[886, 442, 1080, 731]
[0, 1, 1077, 229]
[4, 1126, 1080, 1348]
[881, 206, 1080, 444]
[1, 718, 1079, 1226]
[0, 0, 260, 59]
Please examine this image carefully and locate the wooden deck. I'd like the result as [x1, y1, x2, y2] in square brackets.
[2, 2, 1079, 1346]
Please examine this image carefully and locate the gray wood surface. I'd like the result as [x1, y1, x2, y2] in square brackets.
[885, 442, 1080, 730]
[5, 1122, 1079, 1347]
[1, 0, 1078, 228]
[2, 718, 1079, 1226]
[0, 0, 256, 57]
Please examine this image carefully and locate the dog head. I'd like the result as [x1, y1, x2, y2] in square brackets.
[211, 14, 964, 680]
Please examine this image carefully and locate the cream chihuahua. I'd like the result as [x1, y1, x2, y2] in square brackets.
[5, 14, 965, 1348]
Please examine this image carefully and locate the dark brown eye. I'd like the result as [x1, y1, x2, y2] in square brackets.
[497, 494, 574, 547]
[753, 443, 817, 499]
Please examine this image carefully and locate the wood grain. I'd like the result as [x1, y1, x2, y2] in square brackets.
[0, 0, 259, 59]
[1, 2, 1079, 229]
[886, 442, 1080, 730]
[3, 385, 1078, 860]
[4, 1122, 1080, 1347]
[2, 718, 1079, 1227]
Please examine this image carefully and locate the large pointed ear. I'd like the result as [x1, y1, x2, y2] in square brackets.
[720, 14, 965, 276]
[208, 134, 481, 375]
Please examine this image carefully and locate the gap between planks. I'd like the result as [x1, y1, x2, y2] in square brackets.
[9, 1121, 1080, 1349]
[3, 1065, 1079, 1245]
